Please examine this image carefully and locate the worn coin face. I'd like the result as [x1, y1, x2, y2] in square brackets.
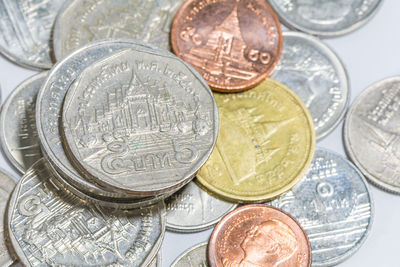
[268, 0, 383, 37]
[197, 78, 315, 202]
[269, 148, 373, 266]
[209, 204, 311, 267]
[0, 72, 45, 173]
[272, 32, 349, 141]
[171, 242, 208, 267]
[344, 77, 400, 194]
[8, 158, 165, 267]
[0, 0, 65, 69]
[165, 181, 237, 232]
[171, 0, 283, 92]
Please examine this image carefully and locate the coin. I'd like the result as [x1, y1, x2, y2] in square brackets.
[197, 78, 315, 202]
[269, 148, 373, 266]
[344, 77, 400, 194]
[171, 0, 283, 92]
[208, 204, 311, 267]
[0, 72, 45, 173]
[8, 158, 165, 267]
[271, 31, 349, 141]
[149, 253, 161, 267]
[0, 0, 65, 69]
[268, 0, 383, 38]
[171, 242, 207, 267]
[61, 47, 218, 196]
[165, 181, 237, 233]
[53, 0, 185, 60]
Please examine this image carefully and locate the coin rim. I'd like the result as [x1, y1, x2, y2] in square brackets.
[170, 242, 208, 267]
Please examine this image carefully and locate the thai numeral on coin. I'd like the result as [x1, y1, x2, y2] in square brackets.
[180, 27, 202, 45]
[173, 139, 198, 164]
[248, 49, 271, 64]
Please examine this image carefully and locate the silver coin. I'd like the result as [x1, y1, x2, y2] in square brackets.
[53, 0, 185, 60]
[271, 31, 349, 140]
[268, 0, 383, 38]
[0, 0, 65, 69]
[165, 181, 237, 233]
[148, 253, 161, 267]
[268, 148, 373, 266]
[171, 242, 207, 267]
[8, 158, 165, 267]
[344, 76, 400, 194]
[0, 72, 45, 173]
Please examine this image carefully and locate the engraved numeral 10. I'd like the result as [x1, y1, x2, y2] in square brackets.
[180, 27, 203, 45]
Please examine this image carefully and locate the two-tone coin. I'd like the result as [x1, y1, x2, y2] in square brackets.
[171, 242, 208, 267]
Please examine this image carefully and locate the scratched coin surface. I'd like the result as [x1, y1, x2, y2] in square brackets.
[171, 0, 283, 92]
[209, 204, 311, 267]
[344, 77, 400, 194]
[62, 47, 217, 196]
[0, 72, 45, 173]
[8, 158, 165, 267]
[165, 181, 237, 232]
[269, 148, 373, 266]
[271, 32, 349, 141]
[197, 78, 315, 202]
[171, 242, 207, 267]
[268, 0, 383, 37]
[0, 0, 65, 69]
[53, 0, 185, 60]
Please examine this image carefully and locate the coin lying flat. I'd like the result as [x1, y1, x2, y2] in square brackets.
[268, 0, 383, 37]
[171, 242, 207, 267]
[171, 0, 283, 92]
[0, 72, 45, 173]
[8, 158, 165, 267]
[272, 32, 349, 141]
[269, 148, 373, 266]
[149, 253, 161, 267]
[344, 77, 400, 194]
[209, 204, 311, 267]
[197, 78, 315, 202]
[0, 0, 65, 69]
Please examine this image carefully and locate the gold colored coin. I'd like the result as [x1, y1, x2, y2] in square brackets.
[197, 78, 315, 202]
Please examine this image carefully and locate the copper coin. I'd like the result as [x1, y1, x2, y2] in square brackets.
[171, 0, 283, 92]
[208, 204, 311, 267]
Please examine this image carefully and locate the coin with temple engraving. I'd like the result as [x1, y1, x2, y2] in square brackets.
[269, 148, 373, 266]
[8, 158, 165, 267]
[171, 242, 207, 267]
[197, 78, 315, 202]
[171, 0, 283, 92]
[209, 204, 311, 267]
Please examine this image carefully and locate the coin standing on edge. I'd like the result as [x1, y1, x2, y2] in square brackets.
[272, 31, 349, 141]
[171, 0, 283, 92]
[171, 242, 208, 267]
[269, 148, 373, 266]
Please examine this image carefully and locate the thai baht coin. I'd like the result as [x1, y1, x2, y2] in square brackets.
[171, 243, 208, 267]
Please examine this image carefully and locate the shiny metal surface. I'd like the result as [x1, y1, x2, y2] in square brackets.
[171, 242, 207, 267]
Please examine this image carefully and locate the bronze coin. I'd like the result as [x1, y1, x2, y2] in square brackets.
[171, 0, 283, 92]
[208, 204, 311, 267]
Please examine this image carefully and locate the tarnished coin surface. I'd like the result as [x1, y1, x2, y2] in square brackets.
[268, 0, 383, 37]
[53, 0, 185, 60]
[344, 77, 400, 194]
[62, 48, 217, 196]
[165, 181, 237, 232]
[197, 78, 315, 202]
[171, 242, 207, 267]
[171, 0, 283, 92]
[272, 32, 349, 140]
[0, 0, 65, 69]
[8, 158, 165, 267]
[0, 72, 45, 173]
[269, 148, 373, 266]
[208, 204, 311, 267]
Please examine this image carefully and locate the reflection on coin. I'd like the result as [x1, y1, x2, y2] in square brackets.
[0, 0, 65, 69]
[197, 78, 315, 202]
[268, 0, 383, 37]
[209, 204, 311, 267]
[8, 159, 165, 267]
[171, 0, 282, 92]
[272, 32, 349, 140]
[53, 0, 185, 60]
[171, 242, 207, 267]
[165, 181, 237, 232]
[344, 77, 400, 194]
[269, 148, 373, 266]
[149, 253, 161, 267]
[62, 48, 217, 197]
[0, 72, 45, 173]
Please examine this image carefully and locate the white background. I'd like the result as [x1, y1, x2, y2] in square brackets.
[0, 1, 399, 266]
